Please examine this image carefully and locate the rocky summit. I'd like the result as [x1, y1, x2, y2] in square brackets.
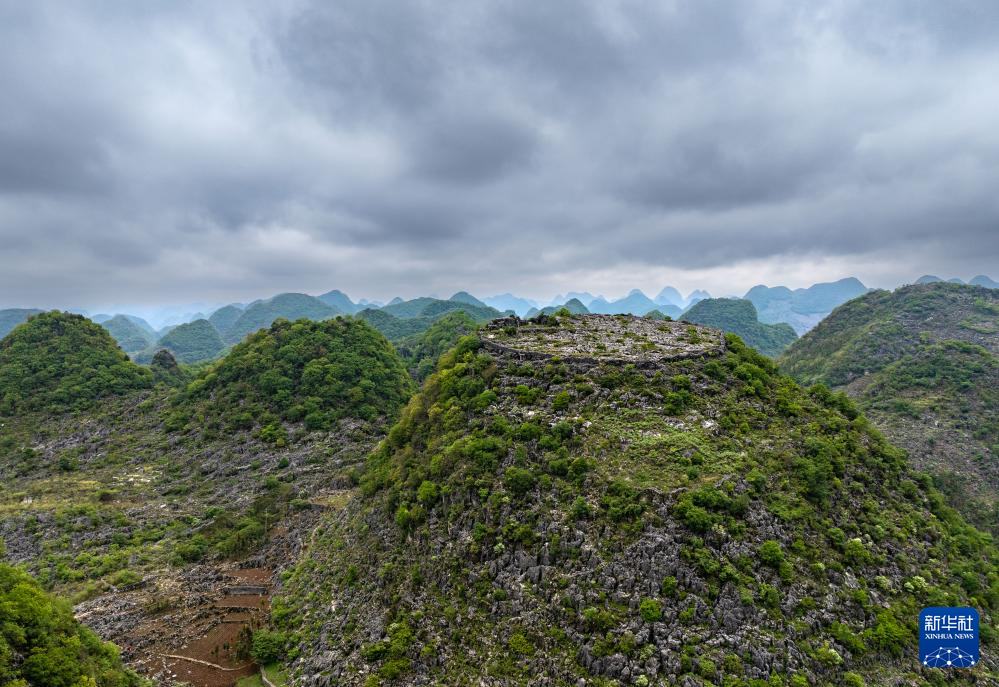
[481, 314, 725, 363]
[275, 313, 999, 686]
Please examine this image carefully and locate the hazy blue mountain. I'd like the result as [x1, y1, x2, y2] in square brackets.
[947, 278, 965, 284]
[659, 303, 683, 319]
[100, 314, 155, 353]
[744, 277, 868, 334]
[207, 304, 244, 337]
[587, 296, 611, 313]
[225, 293, 339, 343]
[482, 293, 537, 316]
[971, 275, 999, 289]
[548, 292, 596, 308]
[90, 313, 113, 323]
[0, 308, 44, 339]
[386, 296, 405, 306]
[654, 286, 685, 307]
[685, 289, 712, 306]
[530, 298, 591, 317]
[916, 274, 943, 284]
[449, 291, 488, 308]
[589, 289, 659, 315]
[318, 289, 360, 314]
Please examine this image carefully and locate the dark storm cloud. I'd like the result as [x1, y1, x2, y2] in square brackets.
[1, 0, 998, 309]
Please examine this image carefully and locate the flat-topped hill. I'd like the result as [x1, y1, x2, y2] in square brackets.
[481, 313, 724, 363]
[275, 315, 999, 685]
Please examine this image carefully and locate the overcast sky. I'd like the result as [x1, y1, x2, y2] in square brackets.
[2, 1, 998, 311]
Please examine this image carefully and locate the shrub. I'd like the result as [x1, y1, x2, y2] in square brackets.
[552, 390, 571, 411]
[504, 467, 536, 497]
[416, 480, 439, 505]
[843, 672, 865, 687]
[757, 540, 784, 568]
[508, 632, 534, 656]
[570, 496, 591, 520]
[843, 538, 870, 566]
[251, 629, 286, 664]
[639, 598, 662, 622]
[864, 611, 909, 657]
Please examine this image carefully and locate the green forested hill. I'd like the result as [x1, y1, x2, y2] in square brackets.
[380, 297, 442, 319]
[395, 310, 477, 380]
[780, 282, 999, 531]
[682, 298, 797, 356]
[356, 309, 437, 341]
[0, 312, 152, 414]
[0, 313, 417, 680]
[181, 317, 413, 432]
[100, 314, 155, 353]
[275, 314, 999, 686]
[0, 562, 143, 687]
[207, 304, 243, 337]
[150, 318, 225, 363]
[224, 293, 338, 344]
[358, 300, 502, 344]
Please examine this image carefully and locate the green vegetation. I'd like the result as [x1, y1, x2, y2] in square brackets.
[99, 315, 154, 353]
[396, 311, 478, 379]
[0, 562, 143, 686]
[356, 309, 436, 341]
[380, 297, 502, 323]
[180, 317, 413, 431]
[207, 304, 244, 337]
[682, 298, 797, 356]
[781, 282, 999, 532]
[224, 293, 338, 344]
[0, 312, 152, 414]
[150, 318, 225, 363]
[274, 316, 999, 685]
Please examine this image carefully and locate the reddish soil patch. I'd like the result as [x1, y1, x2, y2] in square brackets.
[158, 656, 257, 687]
[230, 568, 272, 584]
[132, 567, 274, 686]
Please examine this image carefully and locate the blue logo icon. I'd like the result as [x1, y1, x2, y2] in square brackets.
[920, 607, 979, 667]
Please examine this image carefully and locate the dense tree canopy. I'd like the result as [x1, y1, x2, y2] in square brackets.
[0, 563, 143, 687]
[0, 312, 152, 415]
[396, 311, 477, 380]
[182, 317, 413, 431]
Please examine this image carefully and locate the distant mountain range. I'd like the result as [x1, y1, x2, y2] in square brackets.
[3, 275, 996, 361]
[743, 277, 871, 335]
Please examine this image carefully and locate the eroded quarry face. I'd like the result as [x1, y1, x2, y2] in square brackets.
[481, 314, 725, 363]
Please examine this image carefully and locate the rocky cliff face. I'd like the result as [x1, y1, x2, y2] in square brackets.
[276, 314, 999, 686]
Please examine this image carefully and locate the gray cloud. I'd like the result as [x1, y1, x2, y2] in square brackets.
[1, 0, 998, 310]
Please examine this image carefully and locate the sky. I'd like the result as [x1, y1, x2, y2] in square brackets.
[2, 0, 998, 313]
